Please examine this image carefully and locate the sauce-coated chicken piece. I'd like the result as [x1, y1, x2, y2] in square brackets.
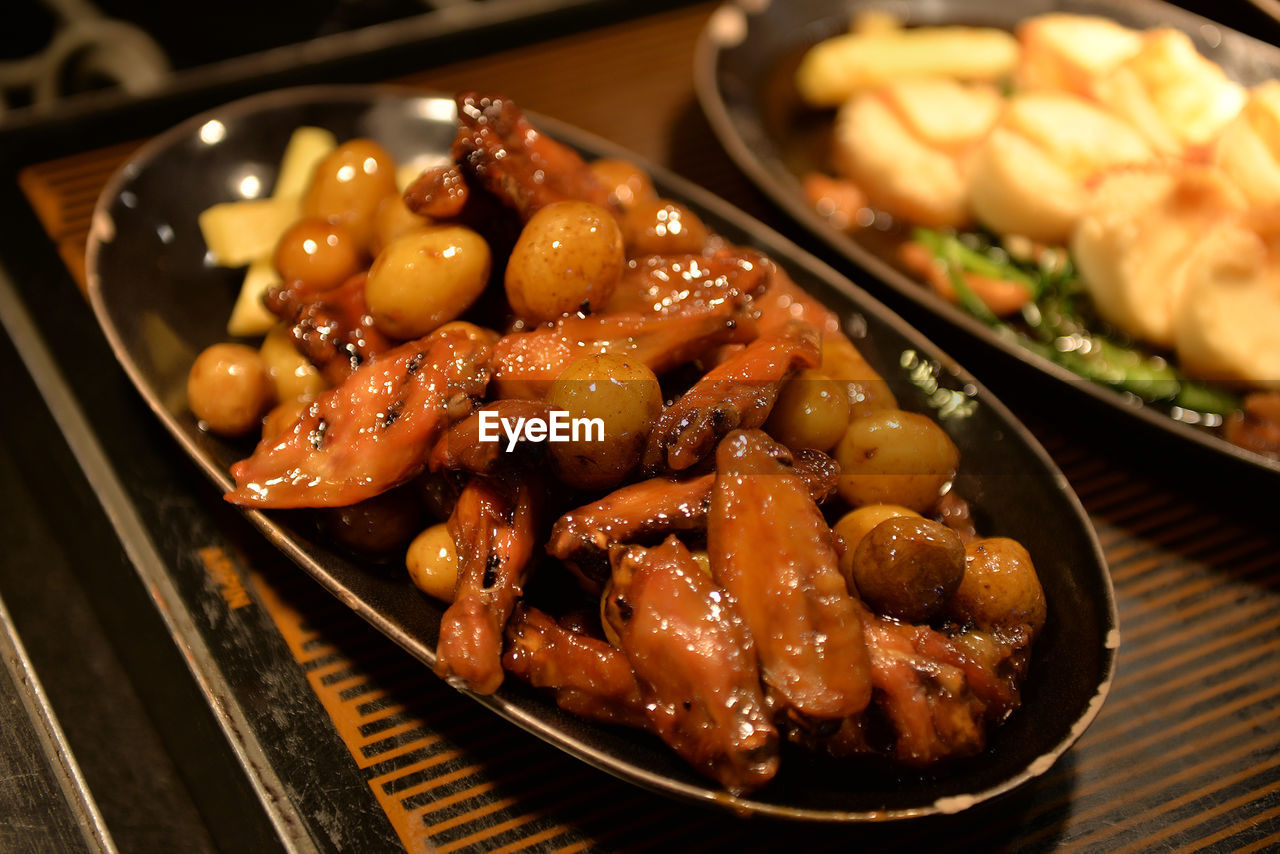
[604, 246, 774, 315]
[452, 91, 614, 219]
[502, 606, 647, 729]
[549, 474, 713, 590]
[643, 322, 821, 474]
[605, 537, 779, 794]
[435, 475, 538, 695]
[265, 272, 392, 386]
[860, 611, 988, 766]
[490, 298, 756, 400]
[402, 164, 469, 220]
[547, 447, 839, 590]
[226, 327, 490, 508]
[708, 429, 873, 721]
[428, 399, 551, 474]
[752, 265, 843, 338]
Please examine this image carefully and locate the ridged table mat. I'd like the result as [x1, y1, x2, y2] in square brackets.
[18, 5, 1280, 850]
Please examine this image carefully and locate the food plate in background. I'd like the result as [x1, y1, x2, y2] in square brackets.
[694, 0, 1280, 478]
[85, 85, 1116, 820]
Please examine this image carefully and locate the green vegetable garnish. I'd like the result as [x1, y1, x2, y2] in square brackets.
[911, 227, 1242, 418]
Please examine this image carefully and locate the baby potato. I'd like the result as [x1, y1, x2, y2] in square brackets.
[505, 201, 624, 323]
[405, 523, 460, 602]
[835, 409, 959, 512]
[765, 369, 852, 451]
[851, 516, 966, 622]
[619, 199, 709, 255]
[545, 353, 663, 490]
[273, 218, 363, 292]
[370, 192, 431, 257]
[259, 323, 326, 402]
[820, 336, 898, 419]
[365, 225, 491, 340]
[948, 537, 1047, 637]
[832, 504, 921, 586]
[187, 343, 274, 437]
[589, 158, 657, 210]
[302, 138, 399, 250]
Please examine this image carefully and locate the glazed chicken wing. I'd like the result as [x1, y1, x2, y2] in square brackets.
[491, 297, 755, 400]
[265, 271, 392, 386]
[604, 246, 774, 315]
[605, 536, 779, 794]
[548, 446, 839, 590]
[451, 91, 614, 219]
[502, 605, 647, 729]
[435, 475, 538, 695]
[428, 399, 551, 474]
[643, 321, 821, 474]
[708, 429, 873, 721]
[226, 326, 489, 508]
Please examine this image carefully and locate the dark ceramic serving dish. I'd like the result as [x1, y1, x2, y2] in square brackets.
[694, 0, 1280, 479]
[85, 85, 1116, 821]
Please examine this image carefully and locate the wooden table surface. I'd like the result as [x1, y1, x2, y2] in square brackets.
[17, 3, 1280, 851]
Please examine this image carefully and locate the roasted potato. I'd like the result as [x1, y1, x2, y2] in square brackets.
[850, 516, 965, 622]
[948, 537, 1047, 636]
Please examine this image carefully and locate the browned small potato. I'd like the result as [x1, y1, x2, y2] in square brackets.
[505, 201, 624, 323]
[365, 225, 491, 339]
[187, 343, 274, 437]
[545, 353, 663, 490]
[261, 397, 311, 443]
[832, 503, 921, 586]
[324, 487, 422, 556]
[851, 516, 965, 621]
[405, 523, 459, 601]
[259, 323, 325, 402]
[589, 158, 657, 210]
[370, 192, 431, 257]
[835, 409, 959, 512]
[765, 369, 852, 451]
[620, 199, 710, 255]
[302, 138, 398, 250]
[949, 537, 1047, 637]
[820, 336, 898, 418]
[273, 218, 363, 292]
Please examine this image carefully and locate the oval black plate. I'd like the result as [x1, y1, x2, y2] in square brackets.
[695, 0, 1280, 479]
[85, 85, 1116, 821]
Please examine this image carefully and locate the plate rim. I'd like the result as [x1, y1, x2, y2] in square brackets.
[692, 0, 1280, 479]
[83, 82, 1118, 822]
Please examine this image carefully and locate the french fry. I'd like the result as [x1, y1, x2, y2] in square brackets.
[227, 256, 282, 337]
[795, 27, 1019, 107]
[273, 126, 337, 199]
[198, 196, 299, 267]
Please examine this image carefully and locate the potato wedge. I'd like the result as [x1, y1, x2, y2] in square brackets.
[796, 27, 1019, 107]
[226, 256, 283, 337]
[272, 126, 337, 199]
[198, 196, 299, 268]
